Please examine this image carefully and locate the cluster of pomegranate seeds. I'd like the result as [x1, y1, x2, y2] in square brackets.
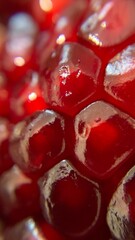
[1, 0, 135, 239]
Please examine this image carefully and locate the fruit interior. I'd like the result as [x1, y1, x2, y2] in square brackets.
[1, 0, 135, 240]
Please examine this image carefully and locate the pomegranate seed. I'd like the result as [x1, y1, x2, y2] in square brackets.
[73, 101, 135, 179]
[38, 0, 88, 68]
[41, 42, 101, 115]
[54, 0, 87, 41]
[107, 166, 135, 240]
[9, 110, 65, 171]
[0, 13, 38, 83]
[0, 165, 40, 223]
[0, 118, 13, 174]
[10, 70, 46, 123]
[79, 0, 135, 48]
[4, 218, 45, 240]
[47, 0, 73, 14]
[104, 43, 135, 118]
[39, 160, 101, 238]
[8, 12, 38, 36]
[3, 217, 67, 240]
[31, 0, 73, 30]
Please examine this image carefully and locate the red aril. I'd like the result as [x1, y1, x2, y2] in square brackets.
[10, 70, 46, 123]
[104, 43, 135, 118]
[39, 160, 101, 238]
[4, 218, 45, 240]
[9, 110, 65, 171]
[107, 165, 135, 240]
[0, 165, 40, 224]
[41, 42, 101, 115]
[38, 0, 88, 68]
[30, 0, 73, 31]
[0, 12, 38, 83]
[79, 0, 135, 48]
[3, 217, 67, 240]
[73, 101, 135, 179]
[0, 118, 13, 174]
